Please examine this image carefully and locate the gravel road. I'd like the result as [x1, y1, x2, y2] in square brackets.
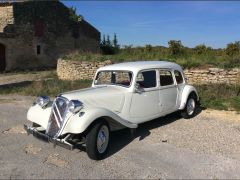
[0, 95, 240, 179]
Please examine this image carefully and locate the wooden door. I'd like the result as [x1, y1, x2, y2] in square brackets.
[0, 44, 6, 71]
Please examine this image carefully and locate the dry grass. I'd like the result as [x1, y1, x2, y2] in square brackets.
[0, 77, 239, 112]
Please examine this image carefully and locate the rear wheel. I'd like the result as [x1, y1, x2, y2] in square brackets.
[181, 93, 197, 119]
[86, 121, 110, 160]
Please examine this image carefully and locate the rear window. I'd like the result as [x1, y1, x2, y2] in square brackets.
[159, 70, 174, 86]
[174, 70, 183, 84]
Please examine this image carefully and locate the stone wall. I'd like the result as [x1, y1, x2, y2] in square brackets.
[57, 59, 112, 80]
[57, 59, 240, 84]
[185, 68, 240, 84]
[0, 4, 14, 32]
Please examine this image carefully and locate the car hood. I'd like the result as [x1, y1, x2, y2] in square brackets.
[60, 86, 125, 113]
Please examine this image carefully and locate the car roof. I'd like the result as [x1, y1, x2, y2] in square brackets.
[97, 61, 183, 73]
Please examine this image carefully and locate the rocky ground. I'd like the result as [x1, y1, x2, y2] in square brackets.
[0, 95, 240, 179]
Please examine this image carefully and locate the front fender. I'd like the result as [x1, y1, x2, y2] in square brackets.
[27, 104, 52, 129]
[179, 85, 199, 110]
[61, 107, 138, 135]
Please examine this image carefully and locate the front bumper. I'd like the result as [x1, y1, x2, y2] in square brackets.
[23, 124, 74, 150]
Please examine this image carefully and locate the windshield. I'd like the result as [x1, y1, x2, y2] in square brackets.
[94, 71, 133, 87]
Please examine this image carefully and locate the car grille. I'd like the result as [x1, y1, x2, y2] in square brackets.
[46, 97, 69, 137]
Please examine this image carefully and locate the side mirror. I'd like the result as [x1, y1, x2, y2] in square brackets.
[134, 83, 144, 93]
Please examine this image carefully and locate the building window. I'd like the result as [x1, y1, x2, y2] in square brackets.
[34, 20, 45, 37]
[37, 45, 41, 55]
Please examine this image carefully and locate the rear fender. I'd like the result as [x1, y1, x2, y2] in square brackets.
[179, 85, 199, 110]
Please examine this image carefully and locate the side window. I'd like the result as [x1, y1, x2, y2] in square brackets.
[115, 72, 132, 86]
[174, 70, 183, 84]
[159, 70, 174, 86]
[96, 71, 112, 84]
[136, 70, 156, 88]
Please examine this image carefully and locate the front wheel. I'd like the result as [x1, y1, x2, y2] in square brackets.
[181, 94, 197, 119]
[86, 121, 110, 160]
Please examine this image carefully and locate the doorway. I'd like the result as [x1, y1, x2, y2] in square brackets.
[0, 43, 6, 71]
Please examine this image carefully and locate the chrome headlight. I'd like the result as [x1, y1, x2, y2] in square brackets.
[68, 100, 83, 114]
[36, 96, 50, 108]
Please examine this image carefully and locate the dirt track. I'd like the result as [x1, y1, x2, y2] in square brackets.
[0, 95, 240, 179]
[0, 71, 54, 86]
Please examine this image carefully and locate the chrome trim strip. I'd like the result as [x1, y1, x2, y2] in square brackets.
[56, 112, 73, 137]
[54, 101, 64, 122]
[52, 107, 61, 128]
[46, 96, 71, 138]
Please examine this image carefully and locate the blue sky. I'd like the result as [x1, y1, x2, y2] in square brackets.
[62, 1, 240, 49]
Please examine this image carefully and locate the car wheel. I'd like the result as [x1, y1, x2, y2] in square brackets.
[181, 93, 197, 119]
[86, 121, 110, 160]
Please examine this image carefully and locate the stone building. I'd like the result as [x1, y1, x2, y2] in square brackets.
[0, 1, 100, 71]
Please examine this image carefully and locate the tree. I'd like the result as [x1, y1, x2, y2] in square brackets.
[113, 33, 120, 53]
[168, 40, 183, 56]
[194, 44, 207, 54]
[102, 35, 106, 46]
[106, 35, 111, 46]
[225, 41, 240, 56]
[235, 41, 240, 49]
[69, 6, 83, 23]
[145, 44, 152, 52]
[100, 34, 120, 55]
[113, 33, 118, 47]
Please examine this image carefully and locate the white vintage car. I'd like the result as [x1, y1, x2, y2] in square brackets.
[24, 61, 199, 160]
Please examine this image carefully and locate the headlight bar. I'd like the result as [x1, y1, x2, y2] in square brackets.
[68, 100, 83, 114]
[36, 96, 50, 108]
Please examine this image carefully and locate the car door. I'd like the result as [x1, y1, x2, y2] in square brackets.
[174, 70, 185, 107]
[159, 69, 178, 114]
[129, 69, 159, 122]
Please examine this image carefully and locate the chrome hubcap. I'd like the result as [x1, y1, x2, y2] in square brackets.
[187, 98, 195, 116]
[97, 125, 109, 154]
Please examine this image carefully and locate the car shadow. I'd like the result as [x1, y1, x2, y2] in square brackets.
[0, 81, 33, 89]
[105, 105, 204, 159]
[72, 105, 204, 159]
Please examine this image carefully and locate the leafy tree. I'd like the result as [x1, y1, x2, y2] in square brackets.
[168, 40, 183, 56]
[225, 41, 240, 56]
[194, 44, 208, 54]
[235, 41, 240, 48]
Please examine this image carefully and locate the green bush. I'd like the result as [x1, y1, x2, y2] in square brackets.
[225, 41, 240, 56]
[168, 40, 184, 56]
[196, 84, 240, 112]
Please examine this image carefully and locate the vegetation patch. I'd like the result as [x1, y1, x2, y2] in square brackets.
[62, 40, 240, 69]
[0, 79, 92, 97]
[196, 84, 240, 112]
[0, 77, 239, 112]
